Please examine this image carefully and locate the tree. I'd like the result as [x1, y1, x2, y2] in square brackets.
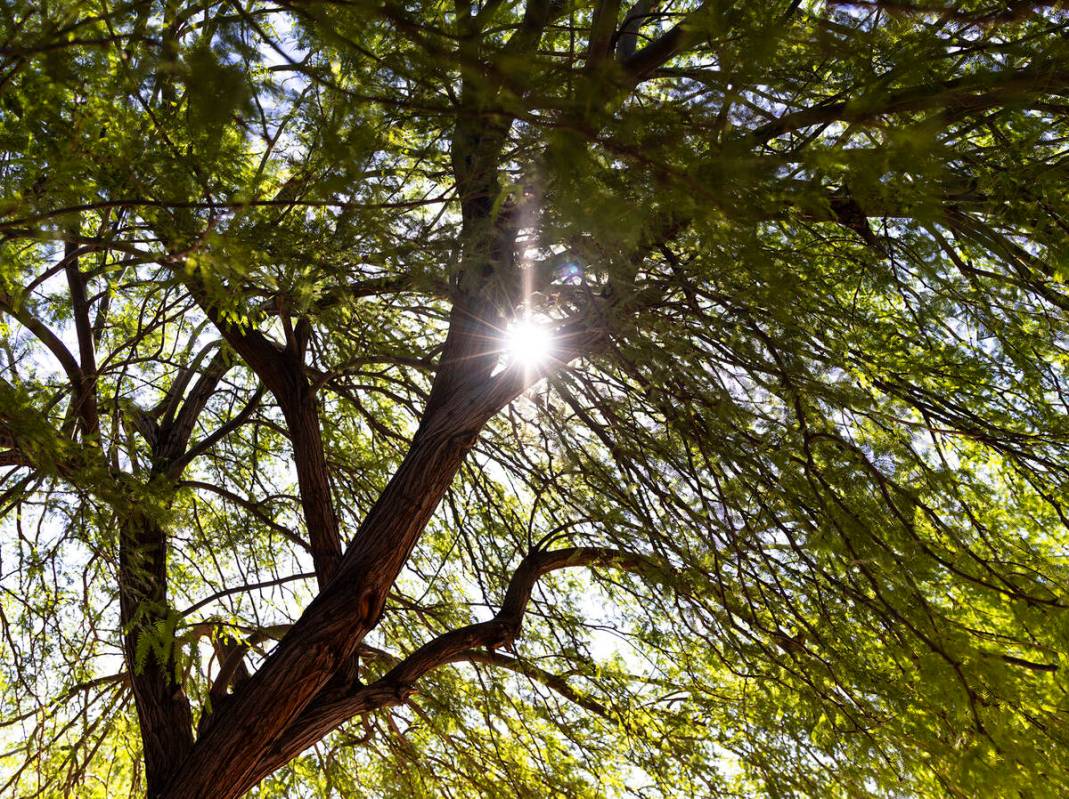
[1, 0, 1068, 796]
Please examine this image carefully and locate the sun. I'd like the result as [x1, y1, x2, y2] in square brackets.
[503, 318, 555, 368]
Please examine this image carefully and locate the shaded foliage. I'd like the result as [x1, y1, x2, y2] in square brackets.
[1, 1, 1069, 797]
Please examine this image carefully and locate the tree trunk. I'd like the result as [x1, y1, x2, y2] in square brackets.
[118, 511, 194, 797]
[161, 304, 502, 798]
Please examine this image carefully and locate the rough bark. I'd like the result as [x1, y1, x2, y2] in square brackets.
[185, 303, 344, 588]
[238, 548, 648, 793]
[158, 8, 582, 793]
[280, 383, 343, 587]
[118, 510, 195, 798]
[158, 295, 509, 796]
[120, 344, 246, 796]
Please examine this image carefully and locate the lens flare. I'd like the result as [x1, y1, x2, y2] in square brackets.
[504, 319, 555, 368]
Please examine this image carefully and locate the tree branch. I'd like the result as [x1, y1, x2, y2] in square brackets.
[63, 234, 100, 438]
[163, 385, 264, 479]
[748, 63, 1069, 143]
[244, 547, 651, 791]
[182, 268, 343, 587]
[587, 0, 623, 70]
[619, 3, 707, 84]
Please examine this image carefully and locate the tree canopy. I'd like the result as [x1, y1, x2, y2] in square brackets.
[2, 1, 1069, 796]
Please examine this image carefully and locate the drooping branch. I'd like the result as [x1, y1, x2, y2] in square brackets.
[747, 63, 1069, 143]
[178, 479, 311, 552]
[0, 296, 87, 432]
[463, 649, 612, 718]
[242, 547, 653, 792]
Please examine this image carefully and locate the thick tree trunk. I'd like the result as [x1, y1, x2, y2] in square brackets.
[118, 511, 194, 797]
[160, 304, 503, 799]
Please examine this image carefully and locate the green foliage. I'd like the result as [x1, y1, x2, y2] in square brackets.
[3, 1, 1069, 797]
